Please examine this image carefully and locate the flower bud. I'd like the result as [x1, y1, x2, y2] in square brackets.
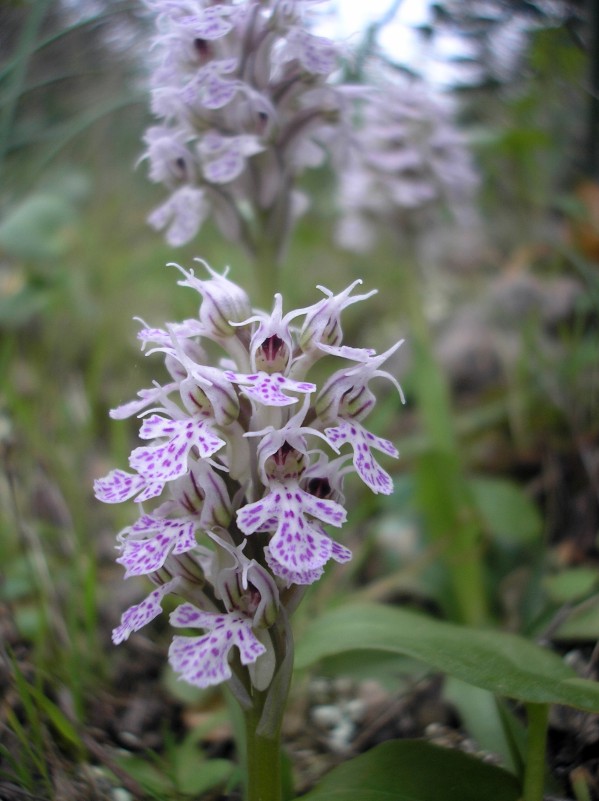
[174, 260, 252, 339]
[179, 369, 239, 426]
[169, 460, 232, 529]
[248, 629, 276, 691]
[299, 281, 377, 354]
[150, 552, 207, 587]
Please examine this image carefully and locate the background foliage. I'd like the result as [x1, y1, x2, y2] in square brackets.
[1, 1, 598, 799]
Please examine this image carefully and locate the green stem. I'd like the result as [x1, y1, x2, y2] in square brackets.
[522, 702, 550, 801]
[571, 767, 592, 801]
[244, 690, 283, 801]
[398, 248, 488, 625]
[253, 219, 281, 309]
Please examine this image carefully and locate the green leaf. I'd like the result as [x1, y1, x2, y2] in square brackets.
[0, 192, 78, 261]
[544, 568, 599, 603]
[176, 756, 233, 796]
[293, 739, 520, 801]
[554, 596, 599, 641]
[295, 603, 599, 712]
[443, 678, 517, 773]
[33, 692, 82, 752]
[470, 477, 542, 545]
[114, 754, 174, 795]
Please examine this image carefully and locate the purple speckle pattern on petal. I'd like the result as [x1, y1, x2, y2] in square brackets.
[112, 580, 177, 644]
[225, 370, 315, 406]
[129, 415, 225, 486]
[325, 419, 398, 495]
[237, 480, 347, 583]
[168, 604, 266, 687]
[109, 385, 174, 420]
[93, 469, 163, 504]
[182, 7, 234, 40]
[264, 547, 324, 586]
[117, 514, 198, 577]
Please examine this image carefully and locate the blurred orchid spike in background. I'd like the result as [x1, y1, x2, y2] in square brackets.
[335, 74, 480, 254]
[140, 0, 355, 265]
[94, 261, 404, 691]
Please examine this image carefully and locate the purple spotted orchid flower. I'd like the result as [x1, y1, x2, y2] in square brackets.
[95, 261, 403, 691]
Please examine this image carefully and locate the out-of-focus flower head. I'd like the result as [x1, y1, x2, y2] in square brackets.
[140, 0, 353, 257]
[335, 73, 479, 253]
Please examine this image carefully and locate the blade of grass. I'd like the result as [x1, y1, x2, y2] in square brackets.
[0, 2, 138, 83]
[0, 0, 52, 172]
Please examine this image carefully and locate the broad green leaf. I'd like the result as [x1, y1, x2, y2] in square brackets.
[293, 739, 520, 801]
[176, 756, 233, 796]
[312, 649, 428, 692]
[0, 283, 56, 326]
[295, 603, 599, 712]
[444, 678, 517, 773]
[470, 477, 542, 545]
[0, 193, 77, 261]
[544, 568, 599, 603]
[114, 754, 174, 795]
[554, 596, 599, 641]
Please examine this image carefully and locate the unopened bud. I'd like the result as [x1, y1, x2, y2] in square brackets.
[174, 260, 252, 339]
[180, 370, 240, 426]
[299, 281, 377, 354]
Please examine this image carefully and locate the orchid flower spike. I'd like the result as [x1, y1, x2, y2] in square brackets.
[95, 260, 404, 689]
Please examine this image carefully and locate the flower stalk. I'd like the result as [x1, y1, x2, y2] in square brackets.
[398, 238, 488, 626]
[522, 702, 550, 801]
[244, 690, 283, 801]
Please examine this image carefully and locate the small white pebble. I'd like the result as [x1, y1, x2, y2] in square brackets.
[112, 789, 133, 801]
[329, 720, 355, 753]
[312, 704, 343, 728]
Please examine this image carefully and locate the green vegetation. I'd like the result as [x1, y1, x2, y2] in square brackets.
[1, 2, 598, 800]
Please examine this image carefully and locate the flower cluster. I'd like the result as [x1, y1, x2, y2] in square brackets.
[141, 0, 351, 254]
[335, 77, 479, 253]
[95, 262, 403, 690]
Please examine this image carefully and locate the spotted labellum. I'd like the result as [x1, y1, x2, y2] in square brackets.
[95, 261, 403, 690]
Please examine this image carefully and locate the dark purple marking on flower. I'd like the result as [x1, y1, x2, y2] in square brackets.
[307, 477, 332, 498]
[237, 480, 347, 580]
[259, 334, 287, 364]
[194, 38, 211, 60]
